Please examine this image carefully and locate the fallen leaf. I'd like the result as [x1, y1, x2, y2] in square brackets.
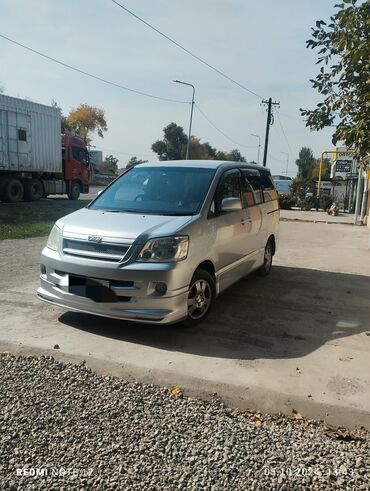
[254, 415, 263, 426]
[242, 408, 259, 415]
[292, 409, 303, 420]
[324, 426, 365, 442]
[169, 386, 182, 398]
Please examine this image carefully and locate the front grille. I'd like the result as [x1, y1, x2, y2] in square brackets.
[63, 238, 130, 262]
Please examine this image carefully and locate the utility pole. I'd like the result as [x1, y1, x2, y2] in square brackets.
[174, 80, 195, 160]
[262, 97, 280, 167]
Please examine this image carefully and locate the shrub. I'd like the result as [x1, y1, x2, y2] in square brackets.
[319, 194, 333, 211]
[278, 194, 294, 209]
[300, 196, 316, 211]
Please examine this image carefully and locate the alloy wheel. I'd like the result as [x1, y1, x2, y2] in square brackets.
[187, 279, 212, 320]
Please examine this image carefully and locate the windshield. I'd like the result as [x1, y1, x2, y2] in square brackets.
[89, 166, 216, 215]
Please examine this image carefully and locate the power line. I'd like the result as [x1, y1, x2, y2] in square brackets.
[110, 0, 263, 100]
[195, 103, 258, 150]
[276, 110, 294, 156]
[0, 33, 189, 104]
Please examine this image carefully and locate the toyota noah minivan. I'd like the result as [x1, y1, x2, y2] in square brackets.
[38, 161, 279, 326]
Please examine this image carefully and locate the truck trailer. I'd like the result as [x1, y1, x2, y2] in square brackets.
[0, 94, 89, 202]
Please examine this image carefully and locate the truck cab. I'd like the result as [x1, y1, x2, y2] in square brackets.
[61, 134, 90, 200]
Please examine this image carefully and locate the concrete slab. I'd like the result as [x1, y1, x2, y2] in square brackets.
[0, 222, 369, 429]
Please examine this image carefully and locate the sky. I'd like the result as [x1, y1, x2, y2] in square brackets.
[0, 0, 340, 174]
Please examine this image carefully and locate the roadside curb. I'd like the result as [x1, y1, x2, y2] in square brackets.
[1, 340, 369, 431]
[280, 217, 354, 226]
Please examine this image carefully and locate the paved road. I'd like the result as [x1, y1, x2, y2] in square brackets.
[0, 221, 369, 429]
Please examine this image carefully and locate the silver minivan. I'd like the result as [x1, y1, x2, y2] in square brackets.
[38, 161, 279, 326]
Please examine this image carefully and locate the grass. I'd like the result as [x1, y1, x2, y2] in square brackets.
[0, 198, 91, 240]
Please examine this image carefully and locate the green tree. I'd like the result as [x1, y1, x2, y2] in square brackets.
[126, 156, 148, 169]
[152, 122, 246, 162]
[67, 103, 107, 144]
[203, 142, 217, 159]
[188, 137, 214, 160]
[152, 123, 187, 160]
[215, 149, 246, 162]
[311, 158, 331, 180]
[301, 0, 370, 166]
[295, 147, 316, 179]
[100, 154, 119, 174]
[290, 176, 314, 210]
[51, 99, 71, 133]
[227, 149, 247, 162]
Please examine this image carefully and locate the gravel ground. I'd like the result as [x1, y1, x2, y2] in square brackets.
[0, 353, 368, 490]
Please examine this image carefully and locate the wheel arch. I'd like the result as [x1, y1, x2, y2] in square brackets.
[72, 179, 83, 191]
[194, 260, 216, 279]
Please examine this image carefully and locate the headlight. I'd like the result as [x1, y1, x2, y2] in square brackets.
[46, 224, 61, 251]
[137, 236, 189, 262]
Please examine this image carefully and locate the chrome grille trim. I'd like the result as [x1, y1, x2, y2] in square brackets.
[62, 236, 132, 262]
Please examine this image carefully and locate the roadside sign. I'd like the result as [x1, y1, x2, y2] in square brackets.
[332, 148, 355, 179]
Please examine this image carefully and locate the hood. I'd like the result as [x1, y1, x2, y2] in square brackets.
[58, 208, 194, 244]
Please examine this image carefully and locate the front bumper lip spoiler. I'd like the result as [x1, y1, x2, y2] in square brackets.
[37, 291, 186, 325]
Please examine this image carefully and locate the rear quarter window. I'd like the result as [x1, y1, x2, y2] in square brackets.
[260, 170, 278, 202]
[242, 169, 263, 204]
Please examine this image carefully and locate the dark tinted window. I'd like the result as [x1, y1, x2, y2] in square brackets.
[72, 147, 88, 165]
[242, 169, 263, 204]
[209, 170, 243, 217]
[90, 166, 215, 216]
[260, 170, 276, 202]
[240, 175, 255, 207]
[18, 129, 27, 142]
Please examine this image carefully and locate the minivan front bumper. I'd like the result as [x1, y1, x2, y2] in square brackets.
[37, 247, 189, 325]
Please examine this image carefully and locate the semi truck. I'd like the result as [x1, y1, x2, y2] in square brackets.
[0, 94, 90, 202]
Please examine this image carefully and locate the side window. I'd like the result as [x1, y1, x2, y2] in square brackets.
[209, 169, 242, 217]
[18, 129, 27, 142]
[260, 170, 276, 202]
[240, 174, 255, 207]
[243, 170, 263, 204]
[72, 147, 88, 165]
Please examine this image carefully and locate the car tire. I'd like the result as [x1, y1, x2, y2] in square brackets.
[182, 268, 215, 327]
[68, 181, 80, 200]
[256, 239, 274, 277]
[2, 178, 24, 203]
[23, 178, 44, 201]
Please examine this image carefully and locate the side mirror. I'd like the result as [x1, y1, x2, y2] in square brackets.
[221, 197, 242, 212]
